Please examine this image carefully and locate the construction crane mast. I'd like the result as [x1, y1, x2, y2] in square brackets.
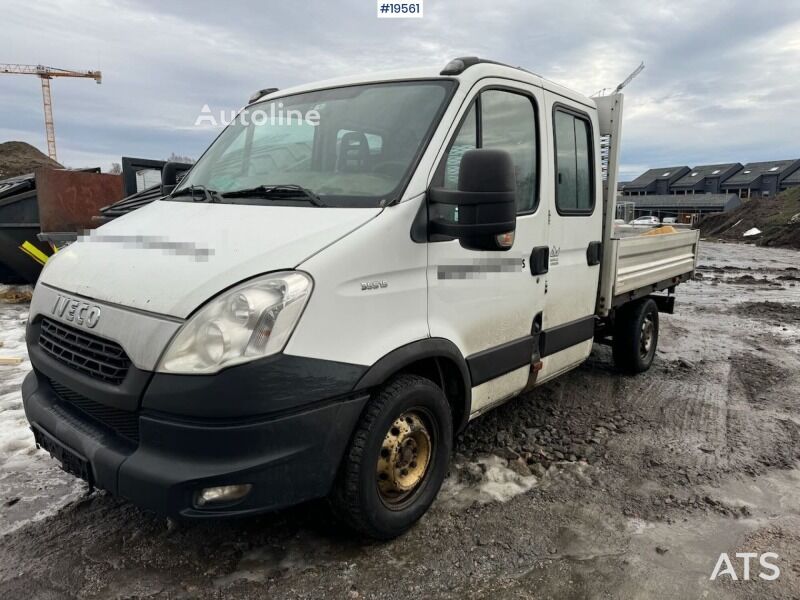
[0, 64, 102, 162]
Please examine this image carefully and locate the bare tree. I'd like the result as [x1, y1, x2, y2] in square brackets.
[167, 152, 195, 164]
[108, 162, 122, 174]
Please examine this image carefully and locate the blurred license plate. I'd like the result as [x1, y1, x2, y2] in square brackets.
[32, 425, 93, 486]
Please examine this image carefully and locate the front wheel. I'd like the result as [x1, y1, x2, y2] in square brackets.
[612, 297, 659, 374]
[330, 374, 452, 539]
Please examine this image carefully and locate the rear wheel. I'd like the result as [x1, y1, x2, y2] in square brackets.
[330, 374, 452, 539]
[612, 298, 659, 374]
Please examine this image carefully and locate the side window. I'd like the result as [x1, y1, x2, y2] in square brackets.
[481, 90, 538, 213]
[438, 91, 538, 212]
[554, 109, 593, 213]
[443, 103, 477, 189]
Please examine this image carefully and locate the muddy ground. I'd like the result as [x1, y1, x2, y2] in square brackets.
[1, 240, 799, 599]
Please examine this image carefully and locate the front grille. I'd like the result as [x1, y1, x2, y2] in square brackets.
[39, 318, 131, 385]
[48, 378, 140, 443]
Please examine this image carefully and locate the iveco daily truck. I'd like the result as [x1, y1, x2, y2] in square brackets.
[22, 57, 699, 538]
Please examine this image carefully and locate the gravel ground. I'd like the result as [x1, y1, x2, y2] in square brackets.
[1, 241, 799, 599]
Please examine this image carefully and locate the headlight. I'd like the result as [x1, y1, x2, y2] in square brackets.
[157, 271, 312, 374]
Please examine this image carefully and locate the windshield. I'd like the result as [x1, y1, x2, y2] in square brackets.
[173, 80, 455, 207]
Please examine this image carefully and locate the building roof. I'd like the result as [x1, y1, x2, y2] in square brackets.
[671, 163, 741, 188]
[722, 160, 800, 186]
[623, 166, 690, 191]
[782, 165, 800, 185]
[629, 193, 737, 210]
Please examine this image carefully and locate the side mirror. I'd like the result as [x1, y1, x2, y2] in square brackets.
[161, 162, 185, 196]
[428, 149, 517, 251]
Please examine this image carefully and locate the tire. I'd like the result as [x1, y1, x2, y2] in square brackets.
[612, 298, 659, 374]
[330, 374, 453, 539]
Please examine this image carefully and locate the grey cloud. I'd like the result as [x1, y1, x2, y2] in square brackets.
[1, 0, 798, 179]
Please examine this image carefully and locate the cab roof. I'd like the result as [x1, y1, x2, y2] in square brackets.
[250, 58, 596, 110]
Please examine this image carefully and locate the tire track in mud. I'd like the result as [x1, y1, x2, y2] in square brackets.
[725, 351, 800, 478]
[601, 358, 731, 484]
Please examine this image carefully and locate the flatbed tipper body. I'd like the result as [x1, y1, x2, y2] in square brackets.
[22, 57, 699, 538]
[593, 92, 699, 316]
[603, 229, 699, 307]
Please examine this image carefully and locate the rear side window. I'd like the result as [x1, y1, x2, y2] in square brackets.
[554, 108, 594, 214]
[438, 89, 539, 213]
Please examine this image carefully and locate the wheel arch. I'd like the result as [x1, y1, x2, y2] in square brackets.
[354, 338, 472, 434]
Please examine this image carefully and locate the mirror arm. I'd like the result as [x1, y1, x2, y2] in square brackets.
[161, 162, 185, 196]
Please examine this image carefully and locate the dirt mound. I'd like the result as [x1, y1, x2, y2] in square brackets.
[699, 187, 800, 249]
[0, 141, 62, 180]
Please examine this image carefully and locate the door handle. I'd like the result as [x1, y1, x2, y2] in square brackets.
[586, 241, 602, 266]
[530, 246, 549, 275]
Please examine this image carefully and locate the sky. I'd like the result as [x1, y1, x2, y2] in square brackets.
[1, 0, 799, 180]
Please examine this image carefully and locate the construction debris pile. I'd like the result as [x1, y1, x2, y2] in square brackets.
[0, 172, 52, 283]
[0, 160, 124, 283]
[0, 145, 189, 284]
[96, 185, 163, 223]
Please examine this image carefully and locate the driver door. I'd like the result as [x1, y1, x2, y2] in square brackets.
[427, 80, 548, 416]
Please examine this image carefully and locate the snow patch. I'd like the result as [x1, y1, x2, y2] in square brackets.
[0, 300, 35, 474]
[474, 455, 539, 502]
[441, 455, 538, 507]
[0, 294, 85, 535]
[627, 517, 656, 535]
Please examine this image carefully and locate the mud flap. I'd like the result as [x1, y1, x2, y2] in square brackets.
[649, 294, 675, 314]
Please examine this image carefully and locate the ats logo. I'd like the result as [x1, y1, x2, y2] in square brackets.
[710, 552, 780, 581]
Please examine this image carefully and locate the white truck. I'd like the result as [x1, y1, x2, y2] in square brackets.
[22, 57, 699, 538]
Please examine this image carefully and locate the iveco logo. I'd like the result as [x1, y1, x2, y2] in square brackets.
[52, 294, 101, 329]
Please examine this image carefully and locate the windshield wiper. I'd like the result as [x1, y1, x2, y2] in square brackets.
[221, 184, 327, 207]
[171, 185, 223, 203]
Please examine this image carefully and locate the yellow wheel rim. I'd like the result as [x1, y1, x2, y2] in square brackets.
[376, 411, 432, 503]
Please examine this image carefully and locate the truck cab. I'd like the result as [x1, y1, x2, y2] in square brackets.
[22, 57, 699, 538]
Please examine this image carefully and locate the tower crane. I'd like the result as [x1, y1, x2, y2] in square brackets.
[614, 62, 645, 93]
[0, 64, 102, 163]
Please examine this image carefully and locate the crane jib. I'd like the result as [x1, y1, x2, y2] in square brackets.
[0, 63, 102, 162]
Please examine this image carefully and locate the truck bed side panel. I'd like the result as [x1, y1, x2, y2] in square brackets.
[613, 229, 699, 297]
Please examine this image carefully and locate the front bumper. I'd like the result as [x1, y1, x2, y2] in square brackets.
[22, 370, 369, 518]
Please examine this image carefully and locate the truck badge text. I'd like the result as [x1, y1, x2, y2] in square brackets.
[361, 280, 388, 291]
[52, 294, 101, 329]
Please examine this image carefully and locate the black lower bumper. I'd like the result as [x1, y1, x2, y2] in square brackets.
[22, 370, 369, 518]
